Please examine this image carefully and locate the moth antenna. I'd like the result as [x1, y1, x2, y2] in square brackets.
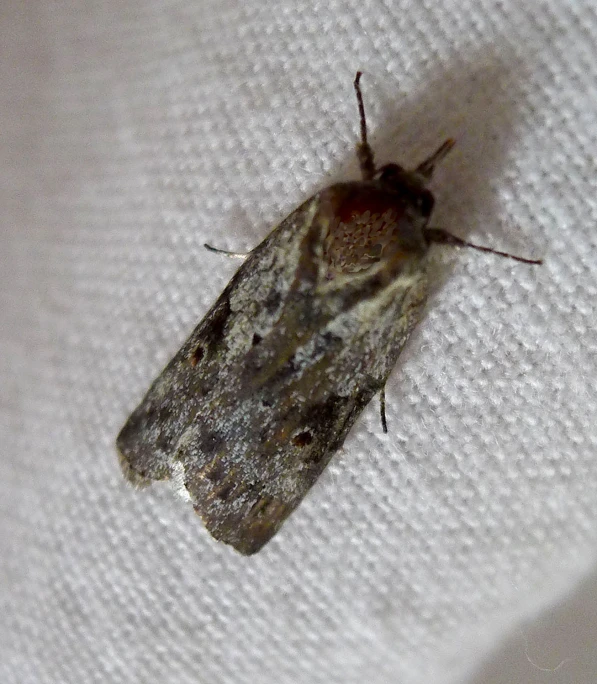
[424, 228, 543, 265]
[204, 243, 248, 260]
[415, 139, 456, 179]
[380, 386, 388, 434]
[354, 71, 376, 181]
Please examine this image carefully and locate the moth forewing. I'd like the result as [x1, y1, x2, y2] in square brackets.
[116, 195, 322, 487]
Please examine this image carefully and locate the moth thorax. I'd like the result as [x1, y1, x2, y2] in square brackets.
[323, 208, 401, 276]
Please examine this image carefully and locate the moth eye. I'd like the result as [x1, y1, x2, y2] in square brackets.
[252, 333, 263, 346]
[418, 190, 434, 217]
[293, 429, 313, 447]
[189, 345, 205, 366]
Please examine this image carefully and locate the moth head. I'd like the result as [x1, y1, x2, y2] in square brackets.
[376, 163, 435, 219]
[374, 138, 455, 220]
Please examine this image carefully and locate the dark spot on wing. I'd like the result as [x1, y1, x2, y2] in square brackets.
[198, 430, 223, 451]
[292, 429, 313, 447]
[321, 331, 343, 346]
[201, 294, 231, 352]
[264, 289, 282, 314]
[189, 345, 205, 366]
[198, 384, 211, 397]
[214, 480, 235, 501]
[301, 393, 353, 464]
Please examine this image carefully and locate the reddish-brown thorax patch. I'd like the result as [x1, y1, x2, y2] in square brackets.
[321, 185, 412, 276]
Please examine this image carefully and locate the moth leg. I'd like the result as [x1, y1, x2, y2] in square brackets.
[423, 228, 543, 265]
[380, 385, 388, 434]
[204, 243, 248, 259]
[353, 71, 376, 181]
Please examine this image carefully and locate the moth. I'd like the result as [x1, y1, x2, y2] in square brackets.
[117, 73, 541, 555]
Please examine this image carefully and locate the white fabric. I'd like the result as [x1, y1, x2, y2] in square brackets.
[2, 1, 597, 682]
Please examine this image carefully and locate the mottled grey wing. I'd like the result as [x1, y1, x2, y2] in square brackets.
[175, 258, 426, 555]
[117, 194, 320, 488]
[117, 185, 428, 554]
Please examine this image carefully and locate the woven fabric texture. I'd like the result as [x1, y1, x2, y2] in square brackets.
[2, 1, 597, 683]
